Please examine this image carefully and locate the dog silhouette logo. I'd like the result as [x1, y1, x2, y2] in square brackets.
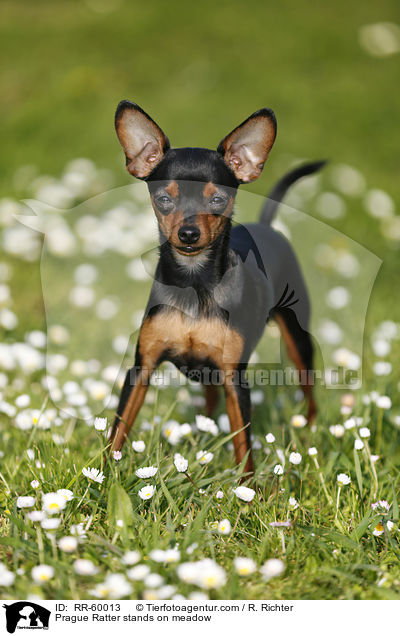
[3, 602, 50, 633]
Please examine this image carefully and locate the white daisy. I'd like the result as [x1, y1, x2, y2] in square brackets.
[31, 564, 54, 584]
[337, 473, 351, 486]
[233, 486, 255, 502]
[138, 485, 156, 500]
[82, 467, 105, 483]
[135, 466, 158, 479]
[233, 557, 257, 576]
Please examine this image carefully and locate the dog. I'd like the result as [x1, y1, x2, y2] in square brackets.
[110, 101, 322, 476]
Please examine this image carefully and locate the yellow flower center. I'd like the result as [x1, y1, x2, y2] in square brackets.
[375, 522, 384, 532]
[49, 503, 59, 510]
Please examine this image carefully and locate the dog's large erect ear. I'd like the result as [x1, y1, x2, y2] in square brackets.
[115, 101, 170, 179]
[217, 109, 277, 183]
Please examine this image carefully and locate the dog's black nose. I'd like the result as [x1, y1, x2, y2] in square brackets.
[178, 225, 200, 244]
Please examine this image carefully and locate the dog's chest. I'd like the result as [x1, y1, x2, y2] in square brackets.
[139, 309, 243, 369]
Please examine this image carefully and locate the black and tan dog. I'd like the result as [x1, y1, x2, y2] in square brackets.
[111, 101, 323, 476]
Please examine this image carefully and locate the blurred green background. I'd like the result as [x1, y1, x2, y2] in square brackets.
[0, 0, 399, 325]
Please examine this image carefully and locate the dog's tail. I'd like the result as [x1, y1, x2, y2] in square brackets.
[259, 160, 327, 225]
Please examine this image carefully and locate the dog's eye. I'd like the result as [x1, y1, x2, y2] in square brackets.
[155, 195, 174, 212]
[210, 195, 227, 207]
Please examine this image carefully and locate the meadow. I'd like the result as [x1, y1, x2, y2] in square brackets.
[0, 0, 400, 601]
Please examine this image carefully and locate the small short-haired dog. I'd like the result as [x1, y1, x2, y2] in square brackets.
[111, 101, 322, 476]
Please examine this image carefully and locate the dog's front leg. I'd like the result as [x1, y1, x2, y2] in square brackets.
[110, 352, 153, 451]
[223, 369, 254, 478]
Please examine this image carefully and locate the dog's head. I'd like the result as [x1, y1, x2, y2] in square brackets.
[115, 101, 276, 256]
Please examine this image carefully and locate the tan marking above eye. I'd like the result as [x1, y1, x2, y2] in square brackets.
[165, 181, 179, 198]
[203, 182, 218, 198]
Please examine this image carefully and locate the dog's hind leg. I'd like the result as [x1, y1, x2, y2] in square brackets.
[204, 384, 219, 417]
[223, 368, 254, 478]
[274, 307, 316, 422]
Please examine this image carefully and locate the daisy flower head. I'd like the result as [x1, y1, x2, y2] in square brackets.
[42, 492, 67, 515]
[289, 496, 299, 509]
[186, 542, 198, 555]
[196, 450, 214, 465]
[138, 485, 156, 501]
[132, 440, 145, 453]
[126, 564, 150, 581]
[274, 464, 284, 475]
[31, 564, 55, 584]
[344, 417, 358, 430]
[73, 559, 99, 576]
[121, 551, 141, 566]
[291, 414, 307, 429]
[308, 447, 318, 456]
[144, 573, 164, 589]
[82, 467, 105, 483]
[354, 439, 364, 450]
[329, 424, 345, 438]
[372, 520, 394, 537]
[162, 420, 183, 446]
[164, 548, 180, 563]
[359, 427, 371, 439]
[371, 500, 390, 512]
[41, 517, 61, 530]
[174, 453, 188, 473]
[215, 490, 224, 500]
[58, 536, 78, 553]
[135, 466, 158, 479]
[195, 414, 219, 436]
[233, 486, 255, 503]
[233, 557, 257, 576]
[94, 417, 107, 431]
[177, 559, 226, 590]
[265, 433, 276, 443]
[376, 395, 392, 410]
[289, 452, 302, 465]
[17, 496, 36, 509]
[113, 450, 122, 460]
[217, 519, 232, 535]
[260, 558, 286, 581]
[341, 393, 355, 409]
[337, 473, 351, 486]
[101, 573, 132, 599]
[0, 564, 15, 587]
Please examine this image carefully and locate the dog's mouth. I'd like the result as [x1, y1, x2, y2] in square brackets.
[174, 245, 207, 256]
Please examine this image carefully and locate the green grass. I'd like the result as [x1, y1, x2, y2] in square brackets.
[1, 0, 400, 601]
[1, 366, 400, 599]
